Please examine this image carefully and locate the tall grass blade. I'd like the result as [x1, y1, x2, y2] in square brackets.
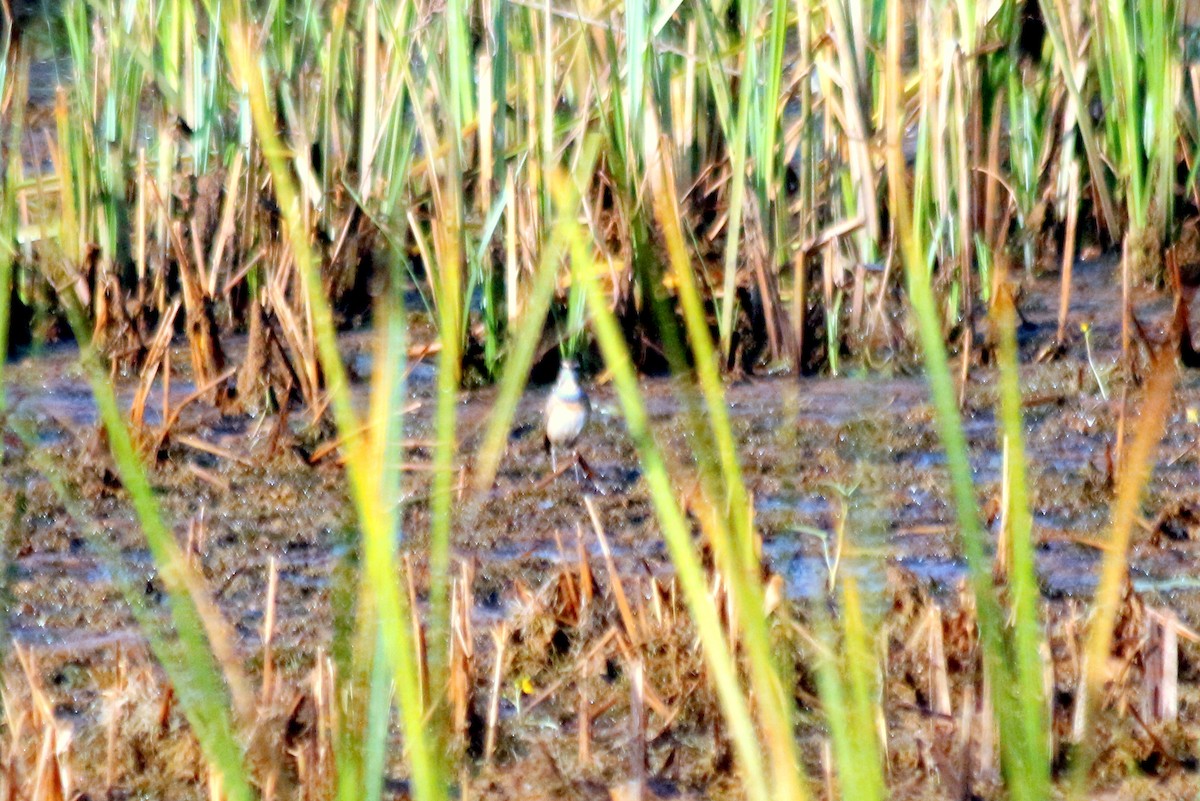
[223, 14, 445, 801]
[572, 200, 774, 801]
[993, 276, 1050, 796]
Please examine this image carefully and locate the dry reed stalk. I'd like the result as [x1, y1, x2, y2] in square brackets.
[982, 95, 1004, 252]
[503, 166, 520, 326]
[791, 247, 807, 369]
[629, 658, 646, 801]
[114, 506, 255, 729]
[928, 607, 952, 718]
[449, 562, 476, 747]
[821, 739, 834, 800]
[1121, 237, 1132, 370]
[1056, 159, 1080, 344]
[632, 576, 655, 644]
[954, 60, 975, 389]
[206, 152, 245, 291]
[584, 497, 640, 646]
[162, 340, 171, 437]
[484, 624, 507, 765]
[264, 267, 319, 407]
[1142, 608, 1200, 723]
[822, 244, 835, 360]
[147, 176, 230, 407]
[135, 147, 147, 306]
[719, 572, 739, 653]
[575, 526, 594, 616]
[104, 648, 128, 792]
[309, 652, 336, 796]
[156, 685, 174, 734]
[978, 669, 995, 779]
[611, 637, 670, 719]
[15, 646, 51, 731]
[304, 403, 423, 465]
[577, 646, 591, 768]
[261, 557, 279, 708]
[957, 681, 975, 785]
[188, 463, 231, 493]
[130, 299, 182, 430]
[12, 646, 70, 801]
[551, 531, 581, 620]
[151, 366, 238, 453]
[648, 575, 664, 627]
[175, 434, 254, 467]
[1114, 386, 1128, 480]
[1073, 351, 1176, 778]
[2, 683, 27, 794]
[184, 508, 208, 568]
[31, 724, 68, 801]
[236, 297, 269, 416]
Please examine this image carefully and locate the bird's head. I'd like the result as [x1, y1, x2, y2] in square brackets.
[555, 358, 583, 398]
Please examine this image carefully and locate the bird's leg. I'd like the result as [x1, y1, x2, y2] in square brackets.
[573, 451, 605, 496]
[550, 444, 558, 473]
[572, 450, 582, 484]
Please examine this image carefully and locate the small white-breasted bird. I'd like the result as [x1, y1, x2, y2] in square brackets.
[544, 359, 590, 473]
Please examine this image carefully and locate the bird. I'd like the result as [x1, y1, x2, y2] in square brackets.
[544, 358, 590, 476]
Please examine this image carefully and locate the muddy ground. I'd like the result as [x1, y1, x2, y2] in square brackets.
[4, 253, 1200, 799]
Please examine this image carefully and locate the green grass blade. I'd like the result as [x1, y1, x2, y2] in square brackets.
[717, 19, 755, 360]
[994, 283, 1050, 798]
[57, 302, 255, 801]
[570, 195, 773, 801]
[224, 16, 444, 801]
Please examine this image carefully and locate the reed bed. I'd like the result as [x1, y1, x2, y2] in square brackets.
[0, 0, 1197, 799]
[1, 0, 1191, 378]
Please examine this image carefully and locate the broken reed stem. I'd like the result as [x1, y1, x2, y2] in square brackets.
[484, 625, 506, 765]
[1145, 609, 1178, 723]
[261, 556, 279, 707]
[578, 648, 591, 767]
[584, 497, 640, 647]
[576, 523, 594, 615]
[1121, 238, 1131, 372]
[130, 299, 182, 430]
[105, 649, 127, 792]
[630, 658, 646, 801]
[404, 554, 429, 708]
[1072, 350, 1176, 789]
[450, 564, 476, 749]
[1056, 160, 1080, 344]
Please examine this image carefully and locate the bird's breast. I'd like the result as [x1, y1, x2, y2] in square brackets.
[545, 395, 589, 444]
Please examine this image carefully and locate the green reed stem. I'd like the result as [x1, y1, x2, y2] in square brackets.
[886, 6, 1047, 799]
[225, 16, 444, 801]
[994, 284, 1050, 798]
[651, 165, 807, 799]
[572, 219, 772, 801]
[58, 298, 254, 801]
[813, 577, 886, 801]
[717, 20, 755, 361]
